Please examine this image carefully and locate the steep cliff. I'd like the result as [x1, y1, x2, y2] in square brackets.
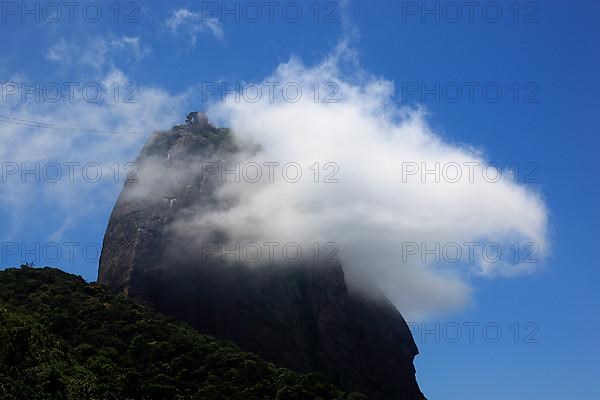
[98, 113, 426, 400]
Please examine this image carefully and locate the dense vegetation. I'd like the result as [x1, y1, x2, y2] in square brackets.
[0, 266, 366, 400]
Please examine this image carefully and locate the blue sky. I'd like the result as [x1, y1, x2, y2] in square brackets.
[0, 1, 599, 398]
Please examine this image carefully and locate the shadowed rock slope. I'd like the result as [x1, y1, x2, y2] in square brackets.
[98, 113, 426, 400]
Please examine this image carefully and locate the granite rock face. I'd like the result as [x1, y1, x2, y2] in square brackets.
[98, 113, 426, 400]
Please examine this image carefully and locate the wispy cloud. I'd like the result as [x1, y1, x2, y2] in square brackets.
[0, 66, 191, 243]
[45, 35, 151, 69]
[44, 39, 78, 64]
[165, 8, 224, 44]
[108, 36, 152, 62]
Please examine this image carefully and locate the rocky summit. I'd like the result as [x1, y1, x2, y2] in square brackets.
[98, 112, 426, 400]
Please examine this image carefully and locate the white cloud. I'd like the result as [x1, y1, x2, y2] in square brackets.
[44, 39, 78, 63]
[157, 44, 550, 320]
[165, 8, 224, 43]
[0, 68, 191, 243]
[45, 36, 151, 69]
[108, 36, 152, 62]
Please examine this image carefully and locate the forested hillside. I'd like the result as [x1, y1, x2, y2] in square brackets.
[0, 266, 366, 400]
